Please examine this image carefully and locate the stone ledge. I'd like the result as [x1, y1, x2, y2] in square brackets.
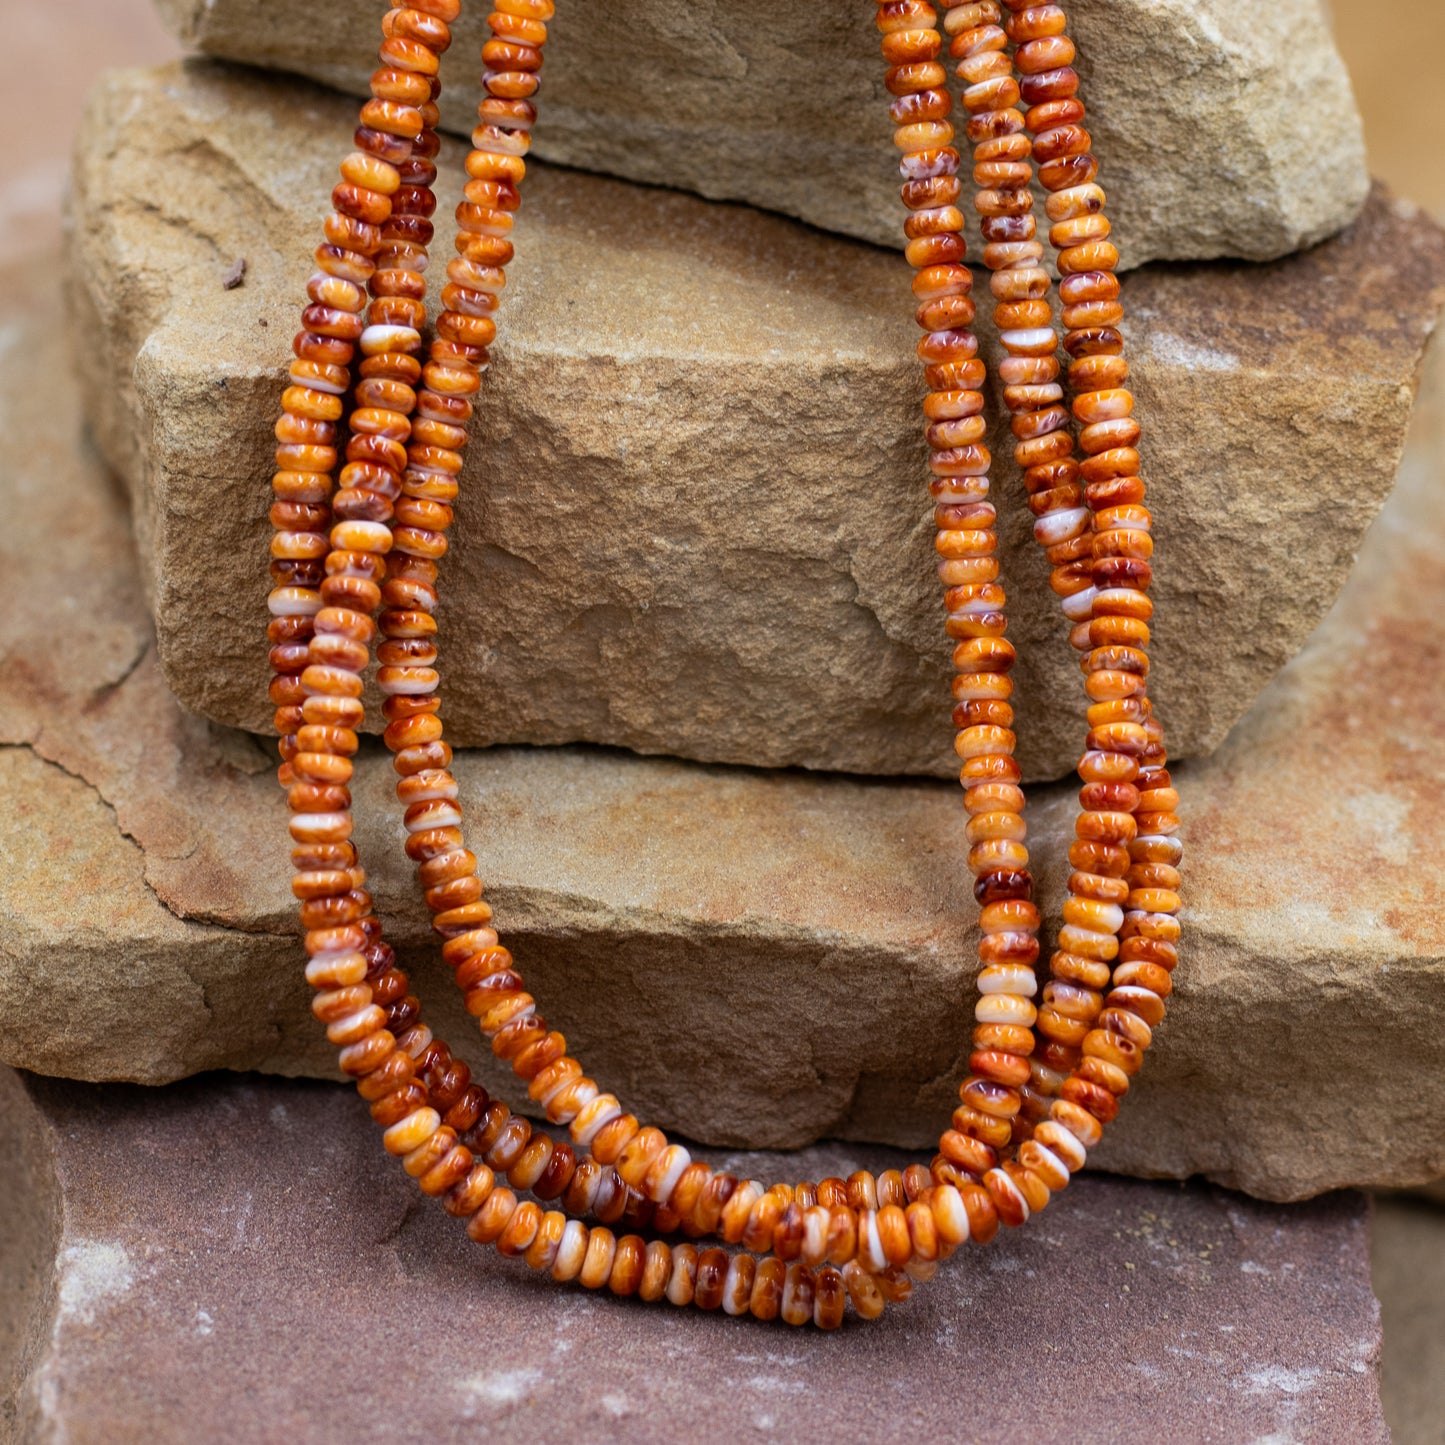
[152, 0, 1369, 267]
[0, 1068, 1386, 1443]
[6, 250, 1445, 1199]
[65, 61, 1445, 781]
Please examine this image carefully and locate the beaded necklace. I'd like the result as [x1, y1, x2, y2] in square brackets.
[264, 0, 1180, 1328]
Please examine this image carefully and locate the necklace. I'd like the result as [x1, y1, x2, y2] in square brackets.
[264, 0, 1180, 1329]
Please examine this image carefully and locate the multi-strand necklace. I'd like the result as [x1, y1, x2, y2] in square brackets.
[263, 0, 1180, 1328]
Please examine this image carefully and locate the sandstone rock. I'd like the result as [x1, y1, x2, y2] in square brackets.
[151, 0, 1370, 268]
[0, 1069, 1387, 1443]
[10, 248, 1445, 1200]
[1371, 1196, 1445, 1444]
[66, 64, 1445, 783]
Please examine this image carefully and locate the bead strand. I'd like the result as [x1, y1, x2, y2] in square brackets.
[418, 0, 1015, 1265]
[998, 0, 1182, 1144]
[312, 6, 454, 1057]
[378, 0, 545, 1044]
[279, 7, 446, 1077]
[908, 0, 1045, 1226]
[430, 0, 1011, 1264]
[266, 0, 1181, 1322]
[364, 0, 680, 1239]
[325, 0, 999, 1285]
[368, 0, 1115, 1269]
[272, 0, 895, 1327]
[943, 1, 1121, 1208]
[278, 3, 919, 1324]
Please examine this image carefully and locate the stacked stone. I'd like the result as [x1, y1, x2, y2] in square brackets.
[7, 0, 1445, 1239]
[208, 0, 1217, 1328]
[63, 0, 1398, 1333]
[71, 3, 1394, 787]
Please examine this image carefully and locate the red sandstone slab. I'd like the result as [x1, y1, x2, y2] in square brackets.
[1, 1068, 1385, 1443]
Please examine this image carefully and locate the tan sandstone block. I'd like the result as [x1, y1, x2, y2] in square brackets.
[151, 0, 1369, 267]
[7, 247, 1445, 1200]
[65, 62, 1445, 781]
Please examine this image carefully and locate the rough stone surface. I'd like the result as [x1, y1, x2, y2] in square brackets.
[9, 250, 1445, 1201]
[1372, 1196, 1445, 1445]
[0, 1069, 1386, 1444]
[66, 64, 1445, 783]
[151, 0, 1370, 268]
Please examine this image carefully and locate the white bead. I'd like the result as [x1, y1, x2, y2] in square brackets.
[948, 596, 1003, 619]
[382, 1107, 440, 1156]
[378, 669, 439, 697]
[974, 994, 1037, 1027]
[649, 1145, 692, 1205]
[289, 811, 352, 843]
[1073, 902, 1125, 935]
[1026, 1142, 1071, 1190]
[1112, 985, 1163, 1015]
[327, 555, 382, 580]
[1033, 506, 1090, 547]
[664, 1252, 694, 1306]
[448, 258, 505, 292]
[1035, 1120, 1088, 1171]
[1061, 585, 1096, 622]
[359, 323, 421, 355]
[724, 1181, 762, 1233]
[984, 1167, 1030, 1222]
[325, 1005, 383, 1045]
[304, 951, 368, 987]
[1000, 326, 1056, 351]
[331, 520, 392, 551]
[536, 1071, 579, 1109]
[930, 478, 990, 504]
[405, 462, 454, 482]
[977, 965, 1038, 996]
[551, 1220, 589, 1281]
[547, 1077, 596, 1124]
[458, 206, 514, 237]
[1111, 1011, 1153, 1048]
[571, 1094, 622, 1147]
[470, 125, 529, 158]
[1094, 586, 1145, 612]
[802, 1206, 830, 1265]
[405, 803, 461, 832]
[1058, 924, 1115, 956]
[268, 586, 322, 617]
[290, 365, 348, 395]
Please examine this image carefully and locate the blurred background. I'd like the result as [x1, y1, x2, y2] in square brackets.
[3, 1, 1442, 1439]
